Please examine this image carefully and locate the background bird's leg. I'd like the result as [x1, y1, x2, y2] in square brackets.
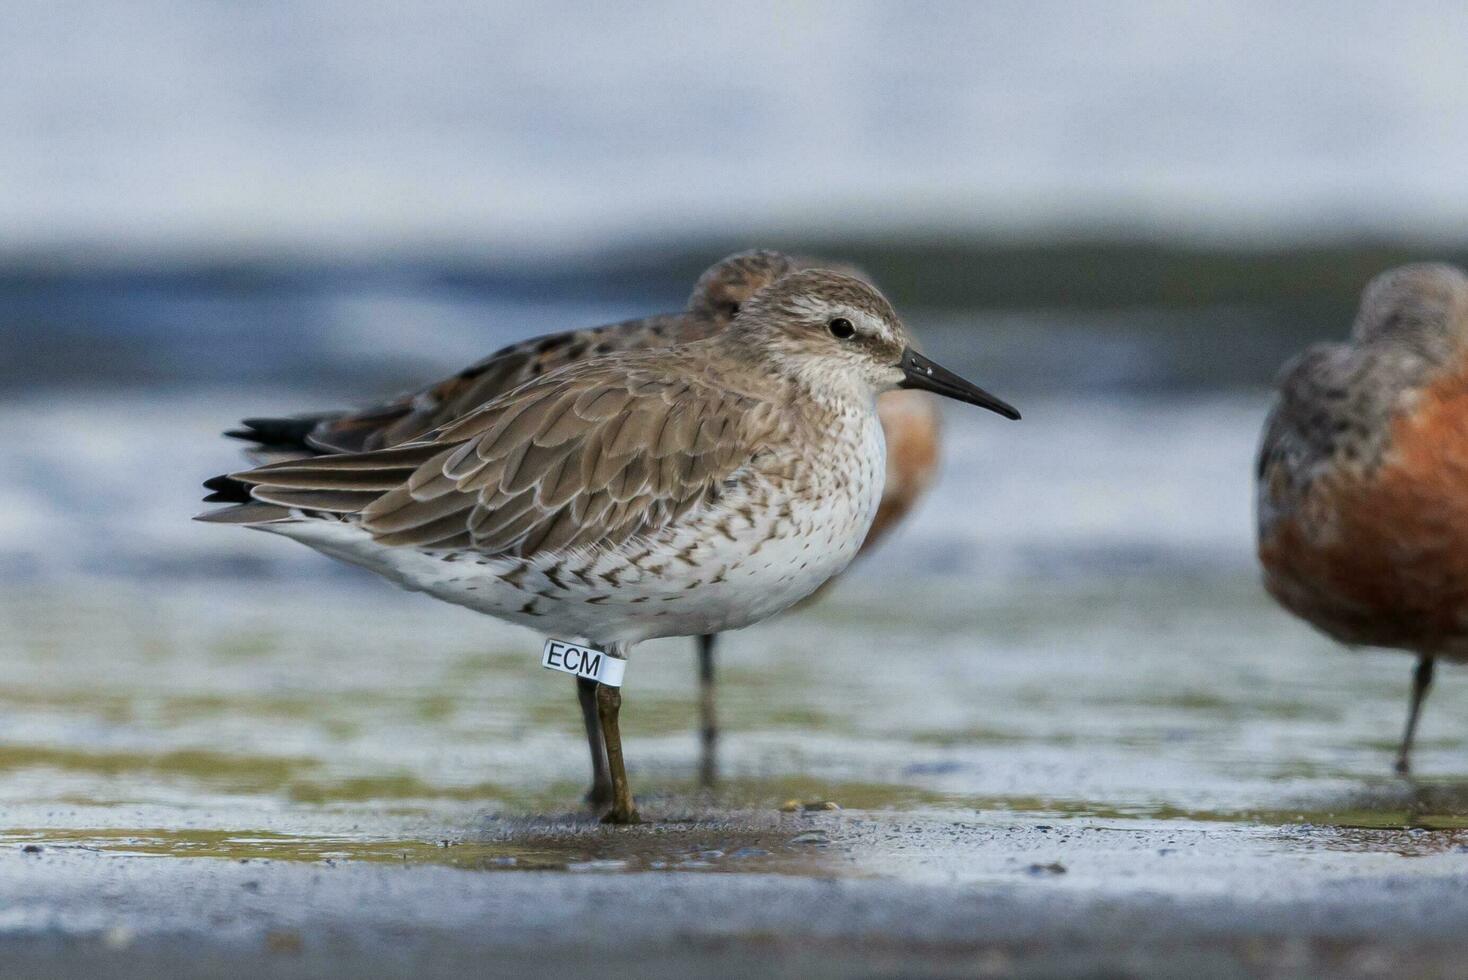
[577, 676, 612, 807]
[595, 644, 639, 824]
[1395, 655, 1436, 775]
[697, 634, 719, 788]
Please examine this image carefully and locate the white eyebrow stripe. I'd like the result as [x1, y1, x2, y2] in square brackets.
[788, 297, 894, 342]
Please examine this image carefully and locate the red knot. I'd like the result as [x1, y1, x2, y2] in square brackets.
[200, 265, 1016, 822]
[1257, 262, 1468, 774]
[215, 250, 943, 804]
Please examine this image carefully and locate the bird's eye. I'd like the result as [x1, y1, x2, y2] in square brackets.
[828, 317, 855, 339]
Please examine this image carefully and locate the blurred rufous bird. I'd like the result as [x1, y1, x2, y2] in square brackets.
[1257, 262, 1468, 774]
[218, 249, 941, 800]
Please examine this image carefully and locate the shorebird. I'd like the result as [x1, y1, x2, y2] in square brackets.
[217, 250, 942, 803]
[200, 268, 1017, 822]
[1257, 263, 1468, 774]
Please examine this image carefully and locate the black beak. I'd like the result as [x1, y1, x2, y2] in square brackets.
[897, 348, 1020, 420]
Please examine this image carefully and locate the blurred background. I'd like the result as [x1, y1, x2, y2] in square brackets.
[2, 1, 1467, 856]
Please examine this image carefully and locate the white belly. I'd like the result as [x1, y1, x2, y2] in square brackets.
[262, 409, 887, 647]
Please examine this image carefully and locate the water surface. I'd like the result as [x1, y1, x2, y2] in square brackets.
[2, 390, 1465, 874]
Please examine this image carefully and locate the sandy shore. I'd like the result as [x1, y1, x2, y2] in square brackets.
[4, 806, 1467, 979]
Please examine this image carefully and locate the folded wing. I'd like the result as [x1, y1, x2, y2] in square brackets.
[221, 354, 773, 560]
[304, 314, 699, 454]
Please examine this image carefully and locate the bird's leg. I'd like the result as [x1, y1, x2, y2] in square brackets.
[1395, 655, 1436, 775]
[697, 634, 719, 788]
[597, 679, 640, 824]
[577, 676, 612, 807]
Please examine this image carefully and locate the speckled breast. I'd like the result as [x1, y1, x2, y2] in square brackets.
[632, 403, 887, 641]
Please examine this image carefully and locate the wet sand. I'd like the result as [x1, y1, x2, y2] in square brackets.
[1, 573, 1467, 978]
[3, 809, 1467, 978]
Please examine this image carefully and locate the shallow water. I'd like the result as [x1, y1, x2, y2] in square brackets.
[4, 387, 1468, 855]
[1, 565, 1464, 874]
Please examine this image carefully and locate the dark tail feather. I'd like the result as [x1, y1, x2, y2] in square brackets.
[202, 474, 253, 503]
[225, 414, 339, 451]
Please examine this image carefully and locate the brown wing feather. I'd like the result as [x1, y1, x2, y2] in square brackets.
[229, 351, 775, 560]
[226, 252, 832, 463]
[306, 313, 711, 454]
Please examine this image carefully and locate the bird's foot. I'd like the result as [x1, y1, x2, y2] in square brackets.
[600, 806, 641, 826]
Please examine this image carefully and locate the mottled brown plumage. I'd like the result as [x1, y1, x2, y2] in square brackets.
[237, 348, 785, 562]
[219, 249, 943, 804]
[201, 265, 1023, 822]
[236, 250, 793, 456]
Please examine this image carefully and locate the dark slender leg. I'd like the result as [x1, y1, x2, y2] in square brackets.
[1395, 655, 1436, 775]
[578, 677, 612, 807]
[596, 681, 640, 824]
[697, 633, 718, 788]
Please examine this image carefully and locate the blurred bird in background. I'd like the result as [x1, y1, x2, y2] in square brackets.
[1257, 263, 1468, 774]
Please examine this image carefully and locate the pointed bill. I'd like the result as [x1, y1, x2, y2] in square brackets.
[897, 348, 1020, 420]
